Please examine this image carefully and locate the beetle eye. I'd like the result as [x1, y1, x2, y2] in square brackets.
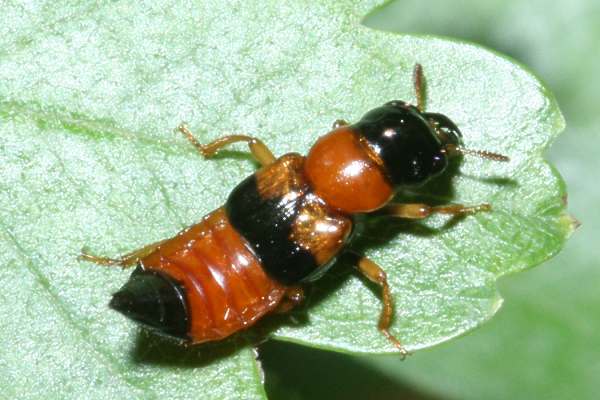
[431, 153, 448, 175]
[424, 112, 462, 147]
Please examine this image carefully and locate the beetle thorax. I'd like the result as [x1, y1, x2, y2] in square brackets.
[304, 127, 394, 214]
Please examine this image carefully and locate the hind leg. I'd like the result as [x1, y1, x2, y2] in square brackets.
[78, 238, 168, 268]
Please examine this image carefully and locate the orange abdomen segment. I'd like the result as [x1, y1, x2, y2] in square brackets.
[140, 207, 285, 343]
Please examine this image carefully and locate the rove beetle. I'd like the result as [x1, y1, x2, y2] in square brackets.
[80, 64, 508, 356]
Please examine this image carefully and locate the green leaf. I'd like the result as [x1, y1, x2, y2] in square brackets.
[358, 0, 599, 399]
[0, 0, 571, 398]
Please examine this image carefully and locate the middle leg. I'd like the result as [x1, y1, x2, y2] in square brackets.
[177, 124, 276, 167]
[349, 252, 409, 357]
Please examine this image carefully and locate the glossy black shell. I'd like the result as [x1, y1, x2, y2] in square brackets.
[110, 266, 189, 340]
[353, 101, 448, 186]
[225, 175, 319, 285]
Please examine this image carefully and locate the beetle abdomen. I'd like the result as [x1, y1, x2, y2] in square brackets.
[136, 207, 286, 343]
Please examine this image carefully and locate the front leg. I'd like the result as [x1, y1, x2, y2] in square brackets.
[177, 124, 276, 167]
[380, 202, 491, 219]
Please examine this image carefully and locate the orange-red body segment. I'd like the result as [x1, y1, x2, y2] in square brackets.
[140, 207, 285, 343]
[304, 127, 394, 213]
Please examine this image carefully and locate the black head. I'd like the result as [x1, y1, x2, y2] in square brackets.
[354, 100, 463, 186]
[109, 266, 190, 340]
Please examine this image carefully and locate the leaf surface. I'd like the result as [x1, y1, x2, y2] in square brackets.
[0, 0, 570, 398]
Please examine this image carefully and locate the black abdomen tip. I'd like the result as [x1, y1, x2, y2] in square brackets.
[110, 266, 189, 340]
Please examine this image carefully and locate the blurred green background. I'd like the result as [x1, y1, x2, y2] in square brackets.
[261, 0, 600, 399]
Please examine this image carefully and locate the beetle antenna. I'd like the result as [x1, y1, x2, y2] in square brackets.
[413, 63, 426, 112]
[446, 144, 510, 162]
[457, 146, 510, 162]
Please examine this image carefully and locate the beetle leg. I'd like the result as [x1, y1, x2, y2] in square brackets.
[274, 286, 305, 314]
[177, 124, 275, 167]
[381, 202, 491, 219]
[332, 119, 349, 129]
[413, 63, 426, 112]
[351, 253, 409, 357]
[78, 239, 167, 268]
